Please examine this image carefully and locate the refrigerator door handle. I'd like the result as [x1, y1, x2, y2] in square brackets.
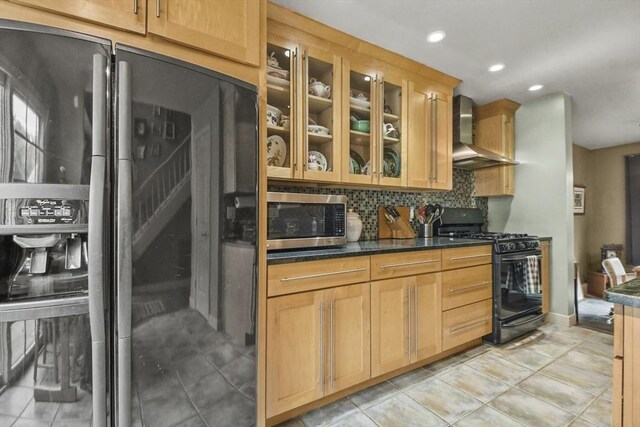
[89, 53, 108, 427]
[117, 60, 133, 427]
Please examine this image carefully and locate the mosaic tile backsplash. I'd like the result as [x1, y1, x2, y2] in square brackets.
[269, 169, 488, 241]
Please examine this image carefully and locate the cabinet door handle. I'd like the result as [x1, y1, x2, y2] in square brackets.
[380, 259, 439, 269]
[280, 267, 367, 282]
[329, 299, 335, 388]
[133, 0, 138, 14]
[449, 316, 491, 334]
[292, 48, 298, 173]
[405, 287, 411, 356]
[318, 301, 324, 392]
[413, 286, 418, 357]
[156, 0, 160, 17]
[449, 281, 492, 293]
[449, 254, 490, 261]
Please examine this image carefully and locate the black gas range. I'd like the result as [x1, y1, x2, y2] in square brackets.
[436, 208, 544, 344]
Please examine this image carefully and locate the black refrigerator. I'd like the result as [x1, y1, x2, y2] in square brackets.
[0, 20, 258, 427]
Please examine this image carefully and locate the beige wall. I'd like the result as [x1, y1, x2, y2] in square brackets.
[573, 142, 640, 280]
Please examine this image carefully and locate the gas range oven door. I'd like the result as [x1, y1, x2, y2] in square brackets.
[495, 249, 543, 321]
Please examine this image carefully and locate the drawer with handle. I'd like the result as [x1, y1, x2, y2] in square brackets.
[442, 264, 493, 310]
[268, 256, 370, 297]
[442, 298, 492, 351]
[441, 245, 492, 270]
[370, 250, 441, 281]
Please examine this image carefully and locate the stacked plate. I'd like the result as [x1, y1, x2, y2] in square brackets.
[383, 148, 401, 177]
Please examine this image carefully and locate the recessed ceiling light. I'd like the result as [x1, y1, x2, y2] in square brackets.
[426, 31, 446, 43]
[488, 63, 505, 72]
[529, 84, 544, 91]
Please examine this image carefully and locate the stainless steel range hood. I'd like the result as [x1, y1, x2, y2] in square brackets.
[452, 95, 518, 170]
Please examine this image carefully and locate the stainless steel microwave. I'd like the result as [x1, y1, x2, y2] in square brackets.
[266, 192, 347, 250]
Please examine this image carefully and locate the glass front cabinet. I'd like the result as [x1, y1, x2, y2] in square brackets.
[266, 37, 341, 183]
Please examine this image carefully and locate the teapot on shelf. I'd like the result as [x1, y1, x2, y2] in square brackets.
[384, 123, 399, 138]
[308, 78, 331, 99]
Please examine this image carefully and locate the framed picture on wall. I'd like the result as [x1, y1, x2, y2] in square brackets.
[573, 186, 586, 215]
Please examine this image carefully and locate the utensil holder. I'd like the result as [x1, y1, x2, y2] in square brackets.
[420, 223, 433, 238]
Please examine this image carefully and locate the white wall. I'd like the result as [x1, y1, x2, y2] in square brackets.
[488, 92, 576, 319]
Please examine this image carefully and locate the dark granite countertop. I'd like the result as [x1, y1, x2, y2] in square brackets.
[605, 277, 640, 308]
[267, 238, 493, 264]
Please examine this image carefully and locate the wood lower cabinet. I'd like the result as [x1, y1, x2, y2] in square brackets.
[442, 264, 492, 311]
[371, 273, 442, 376]
[441, 245, 492, 270]
[612, 303, 640, 427]
[442, 298, 492, 351]
[540, 240, 550, 314]
[266, 283, 370, 418]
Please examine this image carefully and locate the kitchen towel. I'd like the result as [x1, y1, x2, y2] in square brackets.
[523, 255, 541, 294]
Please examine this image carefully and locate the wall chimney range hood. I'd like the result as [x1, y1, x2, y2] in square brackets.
[452, 95, 518, 169]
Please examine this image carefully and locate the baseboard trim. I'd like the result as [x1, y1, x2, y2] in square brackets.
[545, 312, 577, 327]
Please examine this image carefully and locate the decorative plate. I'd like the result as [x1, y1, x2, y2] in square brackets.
[266, 135, 287, 167]
[308, 150, 328, 172]
[349, 150, 365, 171]
[383, 147, 401, 177]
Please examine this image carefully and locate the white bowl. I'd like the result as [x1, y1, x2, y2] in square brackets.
[308, 125, 330, 135]
[266, 104, 282, 126]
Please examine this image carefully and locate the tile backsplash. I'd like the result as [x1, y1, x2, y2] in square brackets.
[268, 169, 487, 240]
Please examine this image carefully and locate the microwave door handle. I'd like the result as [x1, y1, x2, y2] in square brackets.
[117, 60, 133, 427]
[89, 53, 108, 427]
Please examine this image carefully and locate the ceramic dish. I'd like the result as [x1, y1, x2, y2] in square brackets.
[350, 150, 365, 171]
[267, 74, 290, 88]
[308, 125, 330, 135]
[308, 150, 328, 172]
[349, 157, 361, 174]
[267, 65, 289, 80]
[266, 135, 287, 167]
[350, 96, 371, 109]
[351, 120, 370, 133]
[383, 147, 401, 177]
[266, 104, 282, 126]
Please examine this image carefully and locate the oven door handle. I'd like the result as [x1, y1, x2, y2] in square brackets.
[503, 313, 544, 328]
[500, 252, 542, 262]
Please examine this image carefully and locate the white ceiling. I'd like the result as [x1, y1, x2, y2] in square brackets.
[271, 0, 640, 150]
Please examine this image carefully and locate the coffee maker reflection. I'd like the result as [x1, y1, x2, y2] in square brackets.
[0, 233, 88, 302]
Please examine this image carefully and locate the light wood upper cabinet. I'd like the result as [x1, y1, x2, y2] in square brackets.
[266, 283, 370, 417]
[474, 99, 520, 196]
[9, 0, 147, 33]
[341, 58, 408, 187]
[148, 0, 260, 66]
[266, 37, 341, 182]
[407, 80, 452, 190]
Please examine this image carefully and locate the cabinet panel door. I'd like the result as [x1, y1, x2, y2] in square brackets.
[442, 264, 493, 311]
[300, 45, 342, 182]
[10, 0, 147, 33]
[407, 80, 430, 189]
[442, 298, 492, 351]
[371, 250, 441, 281]
[325, 284, 371, 394]
[266, 291, 324, 417]
[378, 73, 407, 187]
[148, 0, 260, 66]
[441, 245, 492, 270]
[414, 273, 442, 361]
[371, 278, 411, 376]
[540, 241, 550, 314]
[429, 90, 452, 190]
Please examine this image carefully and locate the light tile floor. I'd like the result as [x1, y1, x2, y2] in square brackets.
[278, 323, 613, 427]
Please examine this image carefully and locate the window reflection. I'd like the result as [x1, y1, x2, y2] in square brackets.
[11, 92, 42, 183]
